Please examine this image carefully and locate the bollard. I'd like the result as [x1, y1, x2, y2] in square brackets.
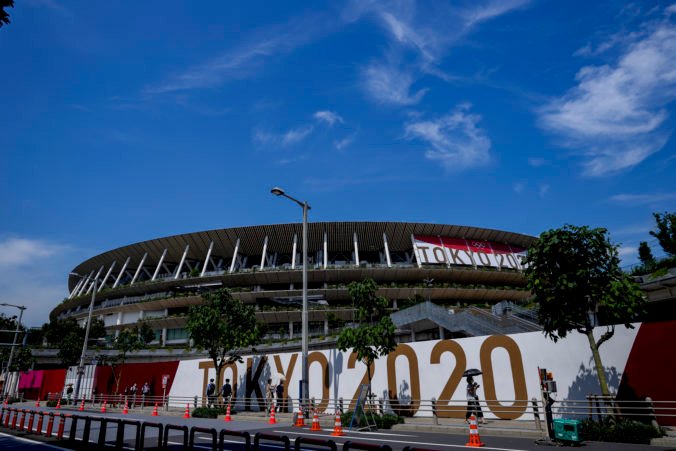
[56, 414, 67, 440]
[18, 409, 26, 431]
[431, 398, 438, 425]
[339, 397, 344, 414]
[36, 411, 44, 435]
[3, 408, 11, 428]
[194, 395, 198, 409]
[11, 409, 19, 430]
[26, 410, 35, 433]
[45, 413, 55, 437]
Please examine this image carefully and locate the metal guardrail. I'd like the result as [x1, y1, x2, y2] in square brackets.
[40, 392, 676, 421]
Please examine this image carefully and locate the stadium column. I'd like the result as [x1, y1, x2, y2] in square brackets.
[175, 245, 189, 279]
[98, 261, 117, 292]
[152, 249, 168, 280]
[229, 239, 240, 273]
[353, 232, 360, 265]
[383, 233, 392, 268]
[260, 236, 268, 270]
[130, 253, 148, 285]
[200, 241, 214, 277]
[85, 266, 104, 295]
[112, 257, 131, 288]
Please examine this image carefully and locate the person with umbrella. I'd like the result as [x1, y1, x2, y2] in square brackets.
[463, 369, 485, 424]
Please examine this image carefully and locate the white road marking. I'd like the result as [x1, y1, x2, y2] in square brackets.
[275, 429, 417, 437]
[0, 432, 71, 450]
[279, 430, 529, 451]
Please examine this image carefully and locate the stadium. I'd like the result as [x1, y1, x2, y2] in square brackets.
[50, 221, 541, 347]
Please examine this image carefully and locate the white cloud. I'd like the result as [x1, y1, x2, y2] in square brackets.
[513, 182, 526, 193]
[314, 111, 344, 126]
[282, 127, 314, 146]
[527, 157, 547, 167]
[538, 184, 550, 198]
[353, 1, 529, 106]
[617, 246, 637, 258]
[405, 104, 491, 170]
[0, 237, 68, 267]
[0, 237, 78, 327]
[146, 12, 336, 95]
[609, 192, 676, 204]
[539, 14, 676, 176]
[334, 135, 355, 150]
[254, 126, 314, 147]
[362, 62, 428, 106]
[460, 0, 530, 29]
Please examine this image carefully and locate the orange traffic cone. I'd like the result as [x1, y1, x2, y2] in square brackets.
[55, 398, 61, 409]
[78, 399, 85, 411]
[122, 401, 129, 415]
[331, 412, 344, 436]
[310, 410, 321, 431]
[224, 404, 232, 422]
[465, 415, 485, 447]
[35, 398, 41, 407]
[268, 404, 277, 424]
[183, 404, 190, 419]
[100, 401, 107, 413]
[294, 405, 305, 427]
[152, 403, 159, 417]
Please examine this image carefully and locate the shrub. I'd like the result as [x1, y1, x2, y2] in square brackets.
[46, 400, 58, 407]
[340, 410, 403, 430]
[580, 418, 664, 444]
[192, 407, 227, 418]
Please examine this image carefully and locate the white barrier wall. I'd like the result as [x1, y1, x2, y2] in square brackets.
[169, 324, 640, 419]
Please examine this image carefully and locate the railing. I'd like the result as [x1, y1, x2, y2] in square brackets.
[37, 392, 676, 428]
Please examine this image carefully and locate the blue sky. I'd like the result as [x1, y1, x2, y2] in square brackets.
[1, 0, 675, 326]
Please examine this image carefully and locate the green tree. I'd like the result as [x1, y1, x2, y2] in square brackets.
[524, 225, 645, 396]
[0, 0, 13, 28]
[649, 211, 676, 256]
[638, 241, 655, 269]
[186, 289, 261, 386]
[0, 313, 34, 373]
[109, 321, 155, 393]
[337, 279, 396, 396]
[43, 317, 106, 367]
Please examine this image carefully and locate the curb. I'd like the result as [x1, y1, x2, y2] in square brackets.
[391, 423, 543, 439]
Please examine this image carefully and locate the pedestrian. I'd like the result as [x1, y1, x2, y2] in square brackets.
[265, 378, 274, 413]
[142, 381, 150, 406]
[206, 378, 217, 408]
[221, 378, 233, 406]
[465, 376, 485, 424]
[130, 382, 138, 407]
[66, 384, 73, 405]
[276, 380, 285, 412]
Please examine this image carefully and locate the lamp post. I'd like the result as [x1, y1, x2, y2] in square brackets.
[1, 303, 26, 399]
[70, 272, 97, 403]
[271, 186, 310, 415]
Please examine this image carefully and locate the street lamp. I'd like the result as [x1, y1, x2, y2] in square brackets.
[271, 186, 311, 415]
[1, 303, 26, 398]
[69, 272, 97, 403]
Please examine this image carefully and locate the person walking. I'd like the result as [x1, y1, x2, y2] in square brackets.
[276, 380, 285, 412]
[265, 378, 274, 413]
[142, 381, 150, 406]
[220, 378, 233, 406]
[206, 378, 216, 408]
[465, 376, 485, 424]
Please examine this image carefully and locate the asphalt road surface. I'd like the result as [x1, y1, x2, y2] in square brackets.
[1, 407, 673, 451]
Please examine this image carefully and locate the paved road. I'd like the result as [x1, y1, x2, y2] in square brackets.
[1, 406, 672, 451]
